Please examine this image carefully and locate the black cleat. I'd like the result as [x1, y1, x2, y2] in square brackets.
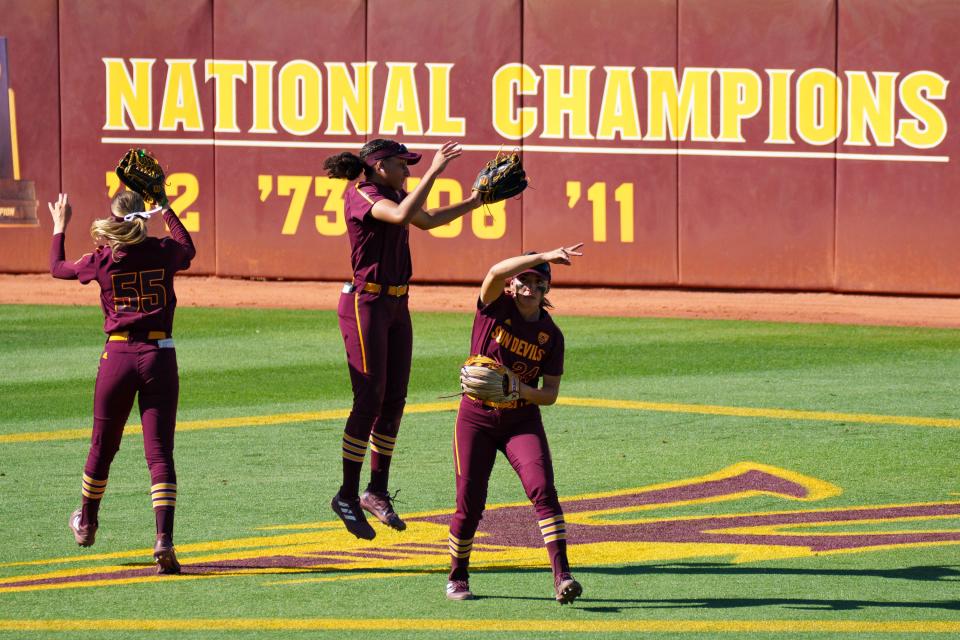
[331, 492, 376, 540]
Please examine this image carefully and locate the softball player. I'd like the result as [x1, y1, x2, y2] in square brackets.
[446, 244, 584, 604]
[323, 139, 482, 539]
[48, 188, 195, 574]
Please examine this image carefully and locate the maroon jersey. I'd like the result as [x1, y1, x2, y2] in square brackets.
[343, 181, 412, 285]
[50, 210, 196, 335]
[470, 293, 564, 386]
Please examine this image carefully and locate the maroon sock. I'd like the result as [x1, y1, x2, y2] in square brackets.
[340, 460, 363, 500]
[155, 507, 175, 539]
[80, 473, 107, 526]
[367, 431, 397, 493]
[150, 481, 177, 538]
[340, 432, 368, 500]
[80, 498, 101, 527]
[448, 532, 474, 580]
[546, 539, 571, 577]
[366, 469, 389, 494]
[538, 513, 570, 577]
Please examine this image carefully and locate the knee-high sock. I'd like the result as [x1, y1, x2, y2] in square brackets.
[339, 431, 369, 500]
[150, 480, 177, 538]
[80, 473, 107, 527]
[367, 398, 404, 493]
[448, 532, 474, 581]
[538, 513, 570, 577]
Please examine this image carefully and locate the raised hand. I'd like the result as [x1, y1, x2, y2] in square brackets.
[430, 141, 463, 174]
[47, 192, 71, 234]
[542, 243, 584, 266]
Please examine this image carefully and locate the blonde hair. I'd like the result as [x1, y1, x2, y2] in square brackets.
[90, 191, 148, 258]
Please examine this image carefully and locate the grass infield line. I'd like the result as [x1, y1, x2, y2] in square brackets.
[2, 618, 960, 633]
[3, 397, 959, 445]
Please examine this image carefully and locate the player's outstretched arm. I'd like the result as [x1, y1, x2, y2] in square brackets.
[371, 141, 474, 226]
[479, 243, 584, 305]
[48, 193, 83, 280]
[49, 192, 71, 235]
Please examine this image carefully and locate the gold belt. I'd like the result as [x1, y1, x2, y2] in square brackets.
[108, 331, 169, 341]
[361, 282, 409, 297]
[466, 394, 527, 410]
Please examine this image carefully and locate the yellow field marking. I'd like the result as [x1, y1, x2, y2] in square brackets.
[263, 570, 439, 586]
[0, 402, 457, 444]
[2, 618, 960, 633]
[557, 397, 960, 429]
[3, 397, 958, 445]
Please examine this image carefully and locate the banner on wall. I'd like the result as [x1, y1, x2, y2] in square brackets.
[100, 59, 950, 155]
[97, 56, 953, 284]
[0, 37, 38, 228]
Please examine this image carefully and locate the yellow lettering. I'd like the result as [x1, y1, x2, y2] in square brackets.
[159, 59, 204, 132]
[314, 177, 348, 236]
[645, 67, 713, 141]
[166, 173, 200, 232]
[471, 200, 506, 240]
[765, 69, 794, 144]
[596, 66, 641, 140]
[249, 60, 278, 133]
[205, 60, 247, 133]
[325, 62, 375, 135]
[379, 62, 423, 135]
[897, 70, 948, 149]
[796, 68, 841, 145]
[718, 69, 761, 143]
[406, 177, 462, 238]
[278, 60, 323, 136]
[492, 63, 540, 140]
[277, 175, 314, 235]
[425, 63, 465, 136]
[103, 58, 155, 131]
[541, 64, 594, 139]
[845, 71, 897, 146]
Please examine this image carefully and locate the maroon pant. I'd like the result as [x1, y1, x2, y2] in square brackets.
[336, 289, 412, 497]
[82, 339, 179, 535]
[448, 396, 569, 580]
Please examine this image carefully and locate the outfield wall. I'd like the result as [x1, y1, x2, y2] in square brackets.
[1, 0, 958, 294]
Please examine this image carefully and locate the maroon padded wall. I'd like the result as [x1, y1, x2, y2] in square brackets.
[1, 0, 958, 296]
[368, 0, 523, 284]
[211, 0, 363, 280]
[523, 0, 679, 287]
[0, 0, 59, 272]
[835, 0, 960, 294]
[58, 0, 215, 274]
[678, 0, 837, 290]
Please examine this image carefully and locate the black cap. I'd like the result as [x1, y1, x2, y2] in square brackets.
[517, 251, 551, 282]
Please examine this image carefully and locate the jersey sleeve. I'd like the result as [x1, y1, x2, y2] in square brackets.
[158, 208, 196, 272]
[477, 291, 509, 314]
[49, 233, 98, 283]
[349, 183, 387, 221]
[541, 327, 565, 377]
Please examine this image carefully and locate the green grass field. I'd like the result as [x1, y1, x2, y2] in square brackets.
[2, 304, 959, 639]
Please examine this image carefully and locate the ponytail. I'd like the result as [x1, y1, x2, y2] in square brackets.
[91, 191, 149, 260]
[323, 152, 366, 180]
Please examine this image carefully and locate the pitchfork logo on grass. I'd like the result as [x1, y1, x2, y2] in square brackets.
[3, 461, 960, 593]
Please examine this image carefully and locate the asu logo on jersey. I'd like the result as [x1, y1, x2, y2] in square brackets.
[491, 325, 545, 362]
